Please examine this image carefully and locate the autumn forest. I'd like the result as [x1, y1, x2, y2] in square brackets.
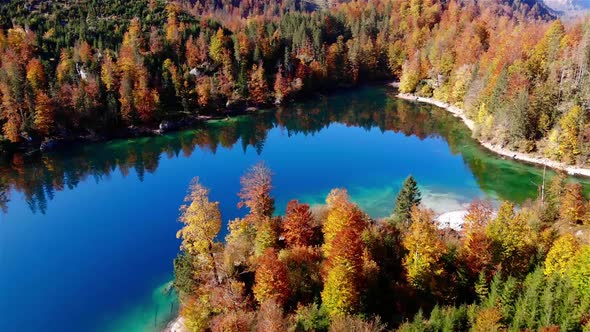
[0, 0, 589, 166]
[3, 0, 590, 331]
[174, 162, 590, 331]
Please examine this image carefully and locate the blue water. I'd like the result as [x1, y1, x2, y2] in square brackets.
[0, 86, 585, 331]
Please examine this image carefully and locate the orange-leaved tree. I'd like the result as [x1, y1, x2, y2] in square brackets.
[238, 162, 274, 223]
[282, 199, 315, 248]
[33, 91, 54, 136]
[322, 189, 365, 257]
[248, 63, 268, 105]
[559, 183, 586, 224]
[460, 200, 495, 278]
[253, 248, 290, 306]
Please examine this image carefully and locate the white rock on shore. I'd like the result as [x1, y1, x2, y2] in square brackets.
[162, 316, 186, 332]
[436, 210, 467, 231]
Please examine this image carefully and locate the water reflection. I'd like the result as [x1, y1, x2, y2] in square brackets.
[0, 87, 583, 214]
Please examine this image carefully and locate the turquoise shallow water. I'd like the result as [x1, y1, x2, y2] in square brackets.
[0, 86, 587, 331]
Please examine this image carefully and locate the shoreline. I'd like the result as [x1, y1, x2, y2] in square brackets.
[395, 90, 590, 178]
[9, 111, 251, 156]
[7, 83, 381, 156]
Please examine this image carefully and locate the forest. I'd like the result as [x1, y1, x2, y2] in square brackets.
[2, 0, 590, 330]
[0, 0, 588, 166]
[174, 162, 590, 331]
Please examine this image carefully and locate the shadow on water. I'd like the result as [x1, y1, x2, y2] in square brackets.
[0, 86, 588, 215]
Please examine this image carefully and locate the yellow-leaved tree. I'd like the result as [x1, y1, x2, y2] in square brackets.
[486, 202, 534, 274]
[209, 28, 226, 64]
[567, 245, 590, 298]
[399, 53, 421, 93]
[558, 105, 583, 165]
[182, 295, 212, 332]
[177, 177, 221, 279]
[544, 234, 580, 276]
[321, 263, 358, 316]
[321, 189, 367, 317]
[402, 206, 446, 290]
[322, 189, 363, 257]
[254, 217, 278, 257]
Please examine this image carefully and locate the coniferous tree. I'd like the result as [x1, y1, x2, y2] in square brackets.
[390, 175, 422, 229]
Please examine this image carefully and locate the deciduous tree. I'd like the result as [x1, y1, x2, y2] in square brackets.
[402, 207, 446, 290]
[487, 202, 534, 273]
[321, 223, 367, 317]
[321, 262, 359, 317]
[323, 189, 366, 258]
[273, 64, 289, 105]
[567, 245, 590, 297]
[182, 295, 212, 332]
[544, 234, 580, 276]
[237, 162, 274, 222]
[282, 199, 315, 248]
[559, 183, 586, 224]
[100, 53, 117, 92]
[256, 299, 287, 332]
[26, 58, 45, 91]
[253, 248, 290, 305]
[254, 217, 278, 256]
[248, 63, 268, 105]
[209, 28, 226, 64]
[279, 246, 322, 306]
[321, 189, 367, 317]
[559, 105, 583, 164]
[33, 92, 54, 136]
[177, 178, 221, 280]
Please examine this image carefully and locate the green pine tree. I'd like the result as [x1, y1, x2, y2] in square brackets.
[390, 175, 422, 229]
[475, 271, 489, 302]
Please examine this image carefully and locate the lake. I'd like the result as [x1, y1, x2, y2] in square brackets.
[0, 86, 586, 331]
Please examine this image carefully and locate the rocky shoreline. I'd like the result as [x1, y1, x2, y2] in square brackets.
[395, 90, 590, 178]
